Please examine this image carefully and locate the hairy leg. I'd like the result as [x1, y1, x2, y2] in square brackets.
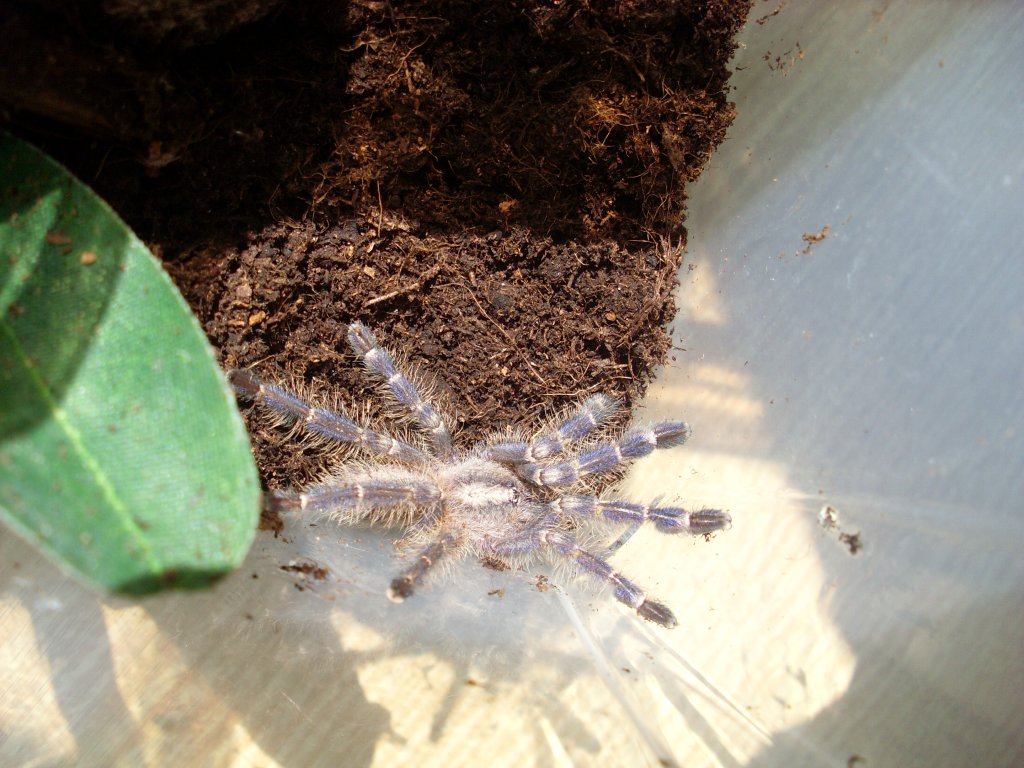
[550, 495, 731, 535]
[268, 469, 441, 525]
[544, 531, 678, 628]
[387, 529, 461, 602]
[485, 394, 618, 464]
[230, 369, 429, 466]
[347, 322, 454, 459]
[517, 421, 691, 487]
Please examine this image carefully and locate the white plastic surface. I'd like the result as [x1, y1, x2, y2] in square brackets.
[628, 2, 1024, 764]
[3, 3, 1023, 767]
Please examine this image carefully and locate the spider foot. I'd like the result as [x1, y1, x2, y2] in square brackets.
[652, 506, 732, 535]
[637, 598, 678, 629]
[387, 577, 414, 603]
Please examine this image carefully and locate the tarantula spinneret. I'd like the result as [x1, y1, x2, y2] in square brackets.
[230, 322, 730, 628]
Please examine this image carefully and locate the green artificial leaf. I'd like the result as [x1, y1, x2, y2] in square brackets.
[0, 133, 259, 593]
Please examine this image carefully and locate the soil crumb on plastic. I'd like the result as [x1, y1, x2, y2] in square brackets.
[801, 224, 831, 254]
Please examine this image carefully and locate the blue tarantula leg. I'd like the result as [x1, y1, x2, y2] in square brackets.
[387, 530, 461, 602]
[346, 322, 454, 460]
[229, 369, 430, 466]
[268, 474, 441, 518]
[485, 394, 618, 463]
[553, 496, 731, 535]
[545, 531, 677, 628]
[518, 421, 692, 487]
[484, 511, 561, 557]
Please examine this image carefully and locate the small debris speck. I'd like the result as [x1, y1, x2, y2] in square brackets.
[839, 531, 863, 555]
[800, 224, 831, 254]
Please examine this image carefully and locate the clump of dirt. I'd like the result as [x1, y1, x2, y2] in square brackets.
[319, 1, 744, 241]
[2, 0, 752, 489]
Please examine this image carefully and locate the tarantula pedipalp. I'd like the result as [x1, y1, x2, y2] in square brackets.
[230, 322, 730, 628]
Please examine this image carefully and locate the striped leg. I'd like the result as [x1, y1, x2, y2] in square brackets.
[551, 495, 731, 535]
[485, 394, 618, 464]
[484, 510, 561, 558]
[347, 323, 454, 459]
[387, 529, 461, 602]
[517, 421, 691, 488]
[230, 369, 430, 466]
[545, 531, 677, 628]
[268, 470, 441, 526]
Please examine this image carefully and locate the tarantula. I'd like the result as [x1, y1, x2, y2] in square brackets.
[230, 322, 730, 628]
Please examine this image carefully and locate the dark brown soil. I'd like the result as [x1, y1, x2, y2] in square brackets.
[2, 0, 751, 491]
